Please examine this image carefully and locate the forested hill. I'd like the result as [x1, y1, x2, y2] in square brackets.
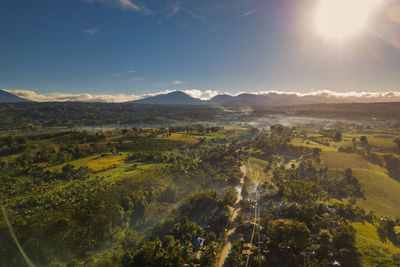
[0, 102, 221, 130]
[2, 101, 400, 131]
[262, 102, 400, 120]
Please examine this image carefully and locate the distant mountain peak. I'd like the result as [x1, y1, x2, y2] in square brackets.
[129, 91, 205, 105]
[0, 89, 32, 103]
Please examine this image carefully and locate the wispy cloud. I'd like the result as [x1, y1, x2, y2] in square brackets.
[156, 80, 187, 86]
[83, 29, 100, 35]
[84, 0, 152, 15]
[242, 10, 257, 16]
[113, 69, 137, 77]
[164, 2, 203, 19]
[119, 0, 140, 10]
[171, 80, 186, 85]
[165, 5, 181, 18]
[178, 24, 187, 29]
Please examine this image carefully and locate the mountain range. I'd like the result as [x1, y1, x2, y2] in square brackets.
[130, 91, 400, 106]
[2, 89, 400, 106]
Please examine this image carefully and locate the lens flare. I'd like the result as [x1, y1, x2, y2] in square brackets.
[314, 0, 379, 39]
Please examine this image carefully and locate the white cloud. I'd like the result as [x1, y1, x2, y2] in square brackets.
[183, 89, 222, 100]
[242, 10, 256, 16]
[83, 29, 100, 35]
[3, 90, 141, 103]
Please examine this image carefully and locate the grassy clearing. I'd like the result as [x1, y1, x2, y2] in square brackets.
[157, 133, 199, 144]
[320, 151, 382, 171]
[351, 222, 400, 267]
[321, 151, 400, 217]
[290, 138, 336, 152]
[246, 157, 270, 182]
[102, 162, 167, 182]
[352, 169, 400, 218]
[50, 153, 129, 172]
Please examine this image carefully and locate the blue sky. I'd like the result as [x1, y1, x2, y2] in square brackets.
[1, 0, 400, 99]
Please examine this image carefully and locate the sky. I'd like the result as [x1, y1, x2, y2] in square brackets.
[1, 0, 400, 100]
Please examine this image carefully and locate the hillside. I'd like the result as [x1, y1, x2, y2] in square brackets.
[0, 89, 31, 103]
[131, 91, 205, 105]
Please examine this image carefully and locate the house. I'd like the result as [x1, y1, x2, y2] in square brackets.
[193, 237, 205, 249]
[328, 207, 337, 214]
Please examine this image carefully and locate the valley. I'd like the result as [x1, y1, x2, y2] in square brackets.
[1, 108, 400, 266]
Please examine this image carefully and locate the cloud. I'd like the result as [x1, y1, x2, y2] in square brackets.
[113, 70, 137, 77]
[171, 80, 186, 85]
[157, 80, 187, 86]
[84, 0, 152, 15]
[179, 24, 187, 29]
[166, 5, 181, 18]
[164, 2, 203, 19]
[242, 10, 257, 16]
[3, 90, 141, 103]
[119, 0, 140, 10]
[184, 9, 204, 19]
[83, 29, 100, 35]
[183, 89, 222, 100]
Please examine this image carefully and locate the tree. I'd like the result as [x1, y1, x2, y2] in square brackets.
[394, 138, 400, 152]
[200, 242, 218, 266]
[360, 136, 368, 145]
[333, 225, 356, 251]
[384, 154, 400, 180]
[333, 132, 342, 142]
[229, 241, 244, 267]
[223, 189, 238, 206]
[316, 230, 333, 261]
[270, 220, 312, 252]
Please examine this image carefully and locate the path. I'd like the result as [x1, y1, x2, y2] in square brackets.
[216, 165, 247, 267]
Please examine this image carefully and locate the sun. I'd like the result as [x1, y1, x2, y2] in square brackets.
[314, 0, 378, 40]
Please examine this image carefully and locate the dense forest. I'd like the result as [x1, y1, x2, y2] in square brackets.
[0, 103, 223, 130]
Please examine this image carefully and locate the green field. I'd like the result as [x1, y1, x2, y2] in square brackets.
[352, 222, 400, 267]
[49, 153, 129, 171]
[320, 150, 400, 217]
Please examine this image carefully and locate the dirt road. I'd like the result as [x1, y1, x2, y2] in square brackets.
[216, 165, 247, 267]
